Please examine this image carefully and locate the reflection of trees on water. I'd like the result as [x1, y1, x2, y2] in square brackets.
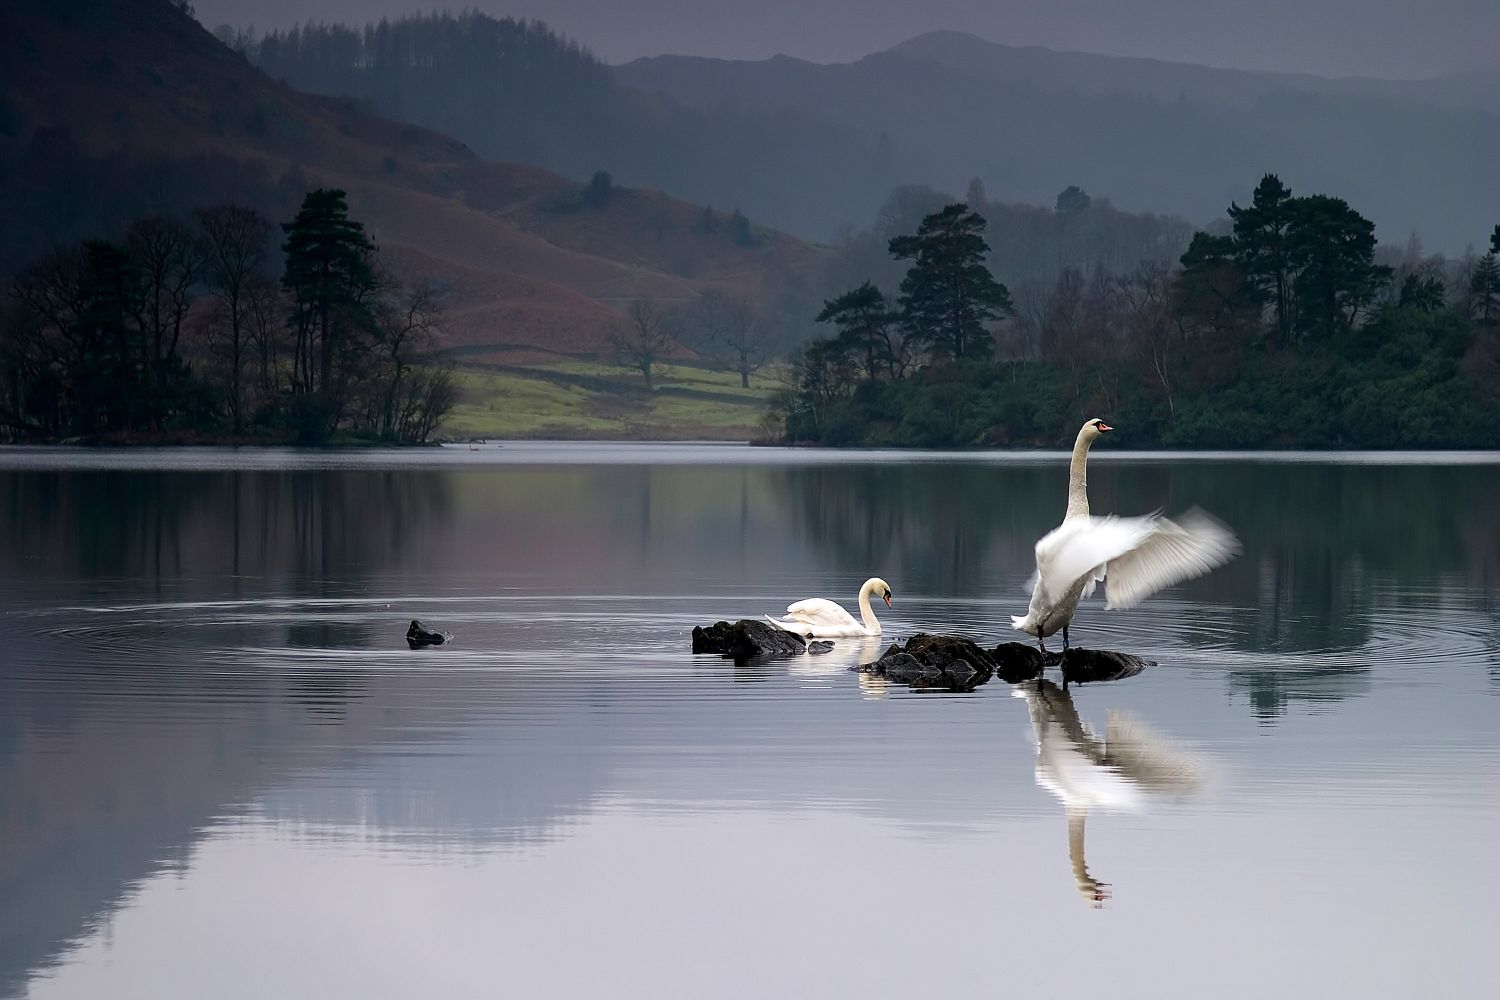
[0, 468, 452, 589]
[284, 622, 375, 719]
[1228, 666, 1374, 721]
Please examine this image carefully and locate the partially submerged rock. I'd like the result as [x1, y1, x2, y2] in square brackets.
[990, 642, 1047, 683]
[992, 643, 1155, 685]
[692, 619, 810, 659]
[406, 619, 446, 649]
[857, 634, 996, 692]
[1056, 648, 1154, 686]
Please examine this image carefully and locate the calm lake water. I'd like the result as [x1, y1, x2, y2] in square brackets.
[1, 443, 1497, 999]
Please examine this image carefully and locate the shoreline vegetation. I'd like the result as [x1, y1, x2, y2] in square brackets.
[1, 189, 458, 448]
[765, 177, 1500, 451]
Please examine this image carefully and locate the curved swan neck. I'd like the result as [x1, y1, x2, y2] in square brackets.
[856, 580, 881, 633]
[1068, 806, 1106, 904]
[1066, 427, 1094, 520]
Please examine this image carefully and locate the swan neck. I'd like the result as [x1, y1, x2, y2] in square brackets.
[857, 581, 880, 633]
[1067, 430, 1093, 520]
[1068, 806, 1102, 902]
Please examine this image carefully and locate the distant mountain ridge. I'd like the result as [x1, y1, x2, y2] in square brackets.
[881, 30, 1500, 113]
[615, 30, 1499, 249]
[232, 14, 1496, 251]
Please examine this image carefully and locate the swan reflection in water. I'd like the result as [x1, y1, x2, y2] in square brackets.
[1013, 661, 1208, 907]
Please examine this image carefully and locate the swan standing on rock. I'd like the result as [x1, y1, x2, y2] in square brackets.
[767, 577, 892, 638]
[1012, 419, 1239, 651]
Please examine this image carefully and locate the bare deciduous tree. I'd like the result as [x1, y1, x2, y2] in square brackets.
[688, 289, 776, 388]
[125, 215, 202, 390]
[197, 204, 271, 433]
[375, 279, 442, 440]
[608, 298, 675, 391]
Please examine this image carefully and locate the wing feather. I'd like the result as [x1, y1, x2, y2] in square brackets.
[782, 598, 859, 629]
[1035, 508, 1238, 609]
[1102, 509, 1239, 609]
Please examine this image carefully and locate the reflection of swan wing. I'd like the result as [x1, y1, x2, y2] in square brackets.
[779, 598, 859, 629]
[1103, 712, 1207, 796]
[1035, 509, 1238, 609]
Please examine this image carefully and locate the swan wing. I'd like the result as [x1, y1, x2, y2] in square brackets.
[781, 598, 859, 629]
[1034, 517, 1154, 606]
[1103, 711, 1207, 796]
[1100, 508, 1239, 610]
[1035, 509, 1237, 609]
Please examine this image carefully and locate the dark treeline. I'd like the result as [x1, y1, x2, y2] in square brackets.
[0, 188, 457, 443]
[775, 174, 1500, 448]
[229, 11, 894, 239]
[242, 14, 612, 168]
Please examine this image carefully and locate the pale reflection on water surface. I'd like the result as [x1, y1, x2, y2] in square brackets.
[0, 445, 1496, 999]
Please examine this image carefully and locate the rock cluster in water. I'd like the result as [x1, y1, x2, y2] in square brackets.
[692, 619, 833, 658]
[859, 635, 1156, 691]
[859, 634, 1001, 691]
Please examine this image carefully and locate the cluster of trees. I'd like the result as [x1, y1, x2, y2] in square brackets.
[0, 189, 457, 443]
[826, 181, 1194, 298]
[606, 289, 785, 392]
[774, 175, 1500, 448]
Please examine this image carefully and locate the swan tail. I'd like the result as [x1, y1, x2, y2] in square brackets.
[1011, 614, 1035, 635]
[765, 615, 805, 635]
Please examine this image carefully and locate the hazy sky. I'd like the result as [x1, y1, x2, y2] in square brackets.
[193, 0, 1499, 78]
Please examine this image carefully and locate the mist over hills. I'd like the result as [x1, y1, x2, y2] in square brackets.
[618, 30, 1499, 250]
[241, 14, 1497, 251]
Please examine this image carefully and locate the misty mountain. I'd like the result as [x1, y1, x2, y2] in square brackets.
[618, 31, 1499, 251]
[240, 14, 1495, 251]
[243, 14, 898, 253]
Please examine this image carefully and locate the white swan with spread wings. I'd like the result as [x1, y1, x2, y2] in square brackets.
[1012, 419, 1239, 651]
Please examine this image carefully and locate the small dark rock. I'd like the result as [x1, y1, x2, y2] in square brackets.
[857, 633, 996, 692]
[1058, 648, 1154, 685]
[406, 619, 446, 649]
[808, 640, 835, 655]
[692, 619, 808, 659]
[990, 642, 1046, 683]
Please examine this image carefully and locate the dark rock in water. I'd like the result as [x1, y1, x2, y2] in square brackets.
[808, 640, 835, 655]
[990, 642, 1046, 683]
[857, 634, 995, 691]
[692, 619, 807, 658]
[1058, 648, 1154, 686]
[990, 643, 1154, 685]
[406, 619, 446, 649]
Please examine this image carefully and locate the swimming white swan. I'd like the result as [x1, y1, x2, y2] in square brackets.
[766, 577, 892, 638]
[1012, 418, 1239, 650]
[1015, 679, 1206, 905]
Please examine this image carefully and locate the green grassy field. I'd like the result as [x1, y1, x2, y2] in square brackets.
[442, 361, 781, 440]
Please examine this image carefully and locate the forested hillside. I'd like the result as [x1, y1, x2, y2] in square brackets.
[240, 13, 1499, 248]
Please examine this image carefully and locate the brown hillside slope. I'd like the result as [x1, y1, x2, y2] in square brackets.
[0, 0, 822, 357]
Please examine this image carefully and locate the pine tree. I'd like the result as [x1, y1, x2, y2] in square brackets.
[280, 189, 378, 432]
[816, 282, 901, 380]
[888, 204, 1012, 362]
[1228, 174, 1297, 342]
[1289, 194, 1390, 338]
[1471, 253, 1500, 324]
